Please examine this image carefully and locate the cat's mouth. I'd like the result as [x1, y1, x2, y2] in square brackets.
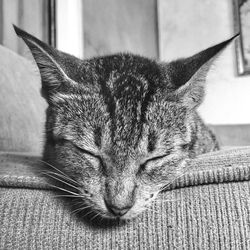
[102, 209, 135, 220]
[100, 191, 159, 220]
[104, 199, 133, 218]
[101, 204, 150, 220]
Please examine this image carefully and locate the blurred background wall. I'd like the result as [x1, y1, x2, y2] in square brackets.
[0, 0, 49, 59]
[158, 0, 250, 126]
[0, 0, 250, 146]
[157, 0, 250, 146]
[83, 0, 158, 59]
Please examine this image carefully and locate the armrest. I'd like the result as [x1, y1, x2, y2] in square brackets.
[0, 147, 250, 249]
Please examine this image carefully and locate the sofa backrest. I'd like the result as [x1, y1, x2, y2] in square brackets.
[0, 45, 47, 154]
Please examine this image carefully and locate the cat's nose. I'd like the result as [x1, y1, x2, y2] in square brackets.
[105, 200, 132, 216]
[109, 205, 131, 216]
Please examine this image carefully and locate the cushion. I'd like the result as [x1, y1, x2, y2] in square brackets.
[0, 45, 47, 154]
[0, 147, 250, 249]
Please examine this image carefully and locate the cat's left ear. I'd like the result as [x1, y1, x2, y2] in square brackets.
[165, 35, 239, 109]
[13, 25, 82, 102]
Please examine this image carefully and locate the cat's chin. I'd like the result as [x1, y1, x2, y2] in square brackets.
[97, 192, 160, 221]
[94, 207, 148, 221]
[93, 211, 133, 221]
[101, 213, 138, 221]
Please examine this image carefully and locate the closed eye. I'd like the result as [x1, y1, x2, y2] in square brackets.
[58, 138, 103, 164]
[138, 153, 170, 173]
[74, 145, 100, 159]
[144, 154, 169, 165]
[71, 142, 108, 174]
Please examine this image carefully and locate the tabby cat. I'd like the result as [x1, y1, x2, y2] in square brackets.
[14, 25, 237, 220]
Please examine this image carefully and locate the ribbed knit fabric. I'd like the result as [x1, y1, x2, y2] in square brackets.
[0, 147, 250, 249]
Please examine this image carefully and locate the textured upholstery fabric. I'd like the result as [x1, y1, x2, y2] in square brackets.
[1, 34, 250, 250]
[0, 45, 47, 154]
[0, 147, 250, 249]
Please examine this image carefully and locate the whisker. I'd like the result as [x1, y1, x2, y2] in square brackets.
[42, 172, 80, 190]
[71, 207, 85, 215]
[154, 198, 181, 203]
[52, 194, 83, 198]
[160, 168, 190, 192]
[46, 183, 80, 196]
[99, 215, 105, 223]
[39, 160, 80, 185]
[82, 210, 95, 219]
[71, 205, 93, 215]
[75, 203, 93, 209]
[42, 171, 80, 186]
[90, 212, 101, 221]
[39, 160, 67, 175]
[73, 200, 86, 206]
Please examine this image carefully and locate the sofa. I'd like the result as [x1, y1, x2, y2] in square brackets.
[1, 44, 250, 250]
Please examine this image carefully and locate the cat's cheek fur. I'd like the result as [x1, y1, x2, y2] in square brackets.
[118, 188, 160, 220]
[121, 159, 189, 219]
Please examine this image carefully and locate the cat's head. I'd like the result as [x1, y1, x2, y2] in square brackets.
[14, 25, 237, 220]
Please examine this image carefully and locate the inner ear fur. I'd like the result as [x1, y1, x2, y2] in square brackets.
[13, 25, 82, 101]
[164, 34, 239, 109]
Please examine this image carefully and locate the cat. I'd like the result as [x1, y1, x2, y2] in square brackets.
[14, 25, 237, 220]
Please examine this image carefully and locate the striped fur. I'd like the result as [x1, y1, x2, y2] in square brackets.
[14, 26, 236, 220]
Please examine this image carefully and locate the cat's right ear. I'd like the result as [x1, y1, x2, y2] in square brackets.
[13, 25, 81, 102]
[163, 35, 238, 109]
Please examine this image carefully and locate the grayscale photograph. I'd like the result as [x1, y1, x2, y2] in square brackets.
[0, 0, 250, 249]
